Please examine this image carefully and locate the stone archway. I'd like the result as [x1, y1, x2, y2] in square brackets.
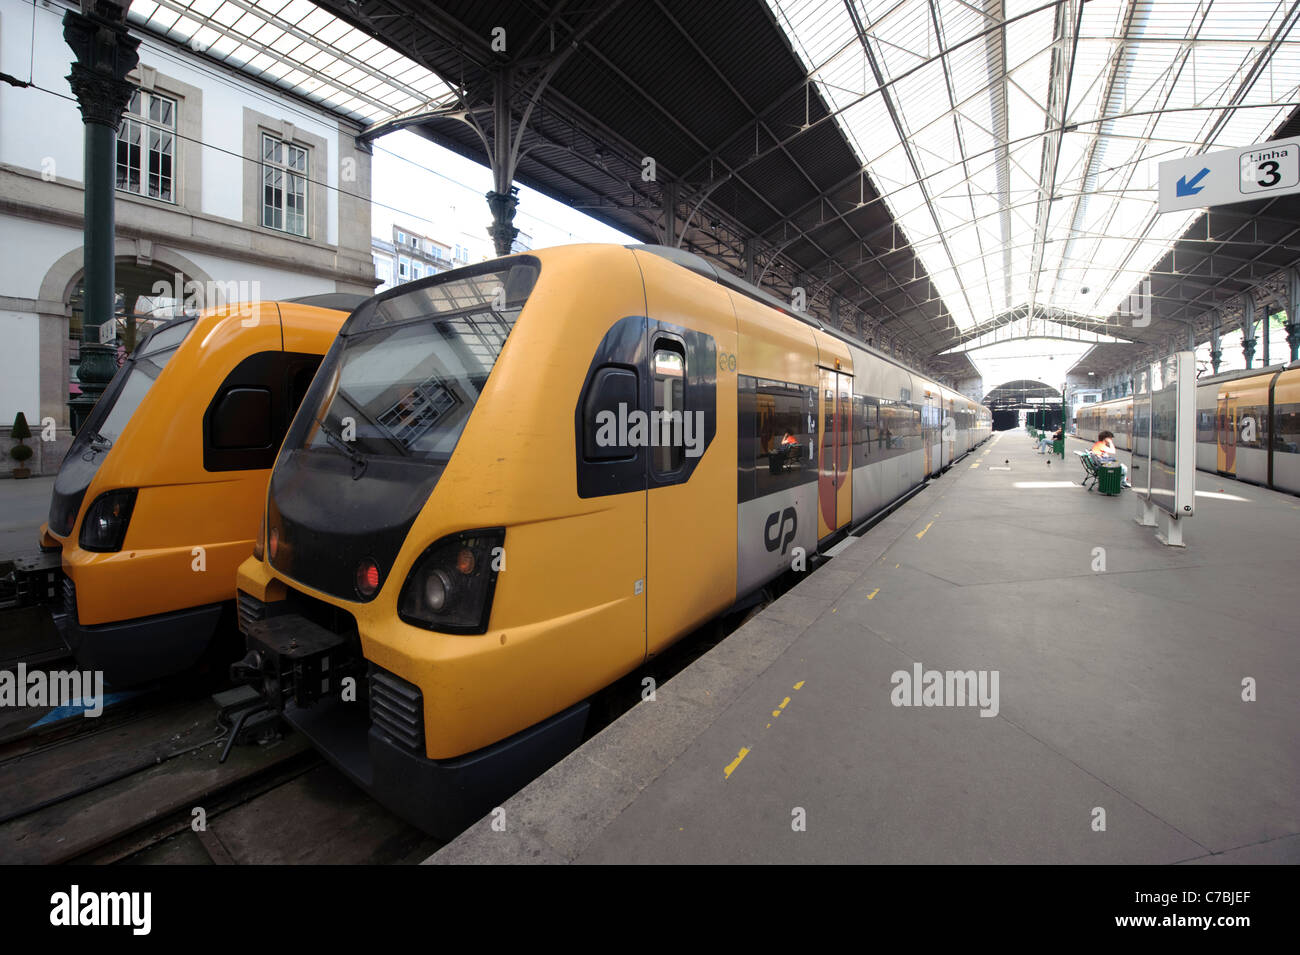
[37, 239, 215, 433]
[982, 379, 1062, 431]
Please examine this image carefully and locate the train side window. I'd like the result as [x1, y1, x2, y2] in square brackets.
[853, 394, 870, 465]
[286, 358, 322, 415]
[583, 365, 639, 461]
[1275, 404, 1300, 452]
[747, 377, 813, 500]
[838, 389, 851, 471]
[210, 387, 273, 450]
[652, 343, 686, 474]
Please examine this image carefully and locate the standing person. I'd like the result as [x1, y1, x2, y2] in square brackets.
[1090, 430, 1131, 487]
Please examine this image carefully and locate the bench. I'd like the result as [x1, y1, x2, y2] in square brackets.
[1075, 450, 1101, 490]
[1051, 437, 1064, 458]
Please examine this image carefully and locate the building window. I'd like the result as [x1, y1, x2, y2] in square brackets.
[261, 133, 308, 236]
[396, 230, 407, 245]
[116, 90, 177, 202]
[398, 256, 409, 279]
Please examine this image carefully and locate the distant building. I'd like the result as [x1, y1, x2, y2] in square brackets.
[372, 223, 502, 292]
[0, 0, 374, 475]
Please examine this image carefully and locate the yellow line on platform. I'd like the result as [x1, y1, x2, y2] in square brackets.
[724, 747, 750, 779]
[916, 521, 934, 539]
[866, 587, 879, 599]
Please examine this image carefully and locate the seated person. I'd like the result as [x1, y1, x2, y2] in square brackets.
[1089, 430, 1131, 487]
[1037, 427, 1064, 453]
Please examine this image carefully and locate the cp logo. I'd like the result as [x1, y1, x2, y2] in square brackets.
[764, 507, 798, 555]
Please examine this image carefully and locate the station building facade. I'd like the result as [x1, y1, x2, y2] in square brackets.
[0, 0, 373, 476]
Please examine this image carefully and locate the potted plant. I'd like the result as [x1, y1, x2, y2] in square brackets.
[9, 412, 33, 479]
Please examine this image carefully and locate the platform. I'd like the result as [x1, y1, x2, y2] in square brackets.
[431, 430, 1300, 864]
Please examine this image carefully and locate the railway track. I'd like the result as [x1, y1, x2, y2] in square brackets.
[0, 500, 873, 867]
[0, 528, 856, 864]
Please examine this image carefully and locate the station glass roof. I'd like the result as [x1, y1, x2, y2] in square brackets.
[126, 0, 452, 125]
[768, 0, 1300, 331]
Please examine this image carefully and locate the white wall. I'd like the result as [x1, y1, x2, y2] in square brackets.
[0, 0, 344, 242]
[181, 249, 344, 302]
[0, 0, 88, 181]
[0, 219, 81, 301]
[0, 310, 40, 422]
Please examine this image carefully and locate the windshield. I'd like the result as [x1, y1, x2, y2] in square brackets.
[49, 318, 195, 536]
[265, 258, 540, 602]
[286, 258, 539, 465]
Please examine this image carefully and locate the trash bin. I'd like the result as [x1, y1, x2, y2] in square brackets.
[1098, 463, 1123, 496]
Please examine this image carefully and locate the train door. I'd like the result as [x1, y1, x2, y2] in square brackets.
[817, 367, 852, 540]
[944, 398, 955, 466]
[1217, 392, 1237, 475]
[921, 392, 938, 475]
[637, 264, 735, 658]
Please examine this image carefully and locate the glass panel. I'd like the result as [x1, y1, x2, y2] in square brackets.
[752, 379, 813, 497]
[652, 347, 685, 474]
[293, 283, 530, 463]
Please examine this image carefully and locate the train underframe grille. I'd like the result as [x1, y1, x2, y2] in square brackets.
[236, 590, 266, 634]
[60, 576, 75, 618]
[369, 666, 425, 755]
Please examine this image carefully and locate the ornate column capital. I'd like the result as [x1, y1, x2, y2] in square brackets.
[63, 7, 141, 129]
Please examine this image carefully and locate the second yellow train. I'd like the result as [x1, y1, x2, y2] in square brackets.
[37, 295, 357, 684]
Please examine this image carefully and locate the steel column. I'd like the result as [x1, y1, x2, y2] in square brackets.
[63, 5, 140, 434]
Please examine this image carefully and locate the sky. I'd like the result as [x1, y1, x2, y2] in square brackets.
[370, 129, 635, 258]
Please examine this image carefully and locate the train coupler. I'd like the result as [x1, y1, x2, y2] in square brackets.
[0, 551, 63, 611]
[231, 614, 363, 714]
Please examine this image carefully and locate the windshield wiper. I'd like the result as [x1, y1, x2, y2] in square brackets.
[81, 432, 113, 460]
[314, 415, 368, 480]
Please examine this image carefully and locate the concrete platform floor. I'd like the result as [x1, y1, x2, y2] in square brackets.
[432, 429, 1300, 864]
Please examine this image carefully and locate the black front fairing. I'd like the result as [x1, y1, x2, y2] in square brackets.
[264, 257, 540, 603]
[267, 450, 443, 602]
[49, 318, 195, 537]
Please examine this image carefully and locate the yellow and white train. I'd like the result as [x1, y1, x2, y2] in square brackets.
[233, 244, 990, 835]
[1075, 362, 1300, 492]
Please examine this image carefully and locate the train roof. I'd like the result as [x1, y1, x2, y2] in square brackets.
[1194, 360, 1299, 387]
[627, 244, 957, 395]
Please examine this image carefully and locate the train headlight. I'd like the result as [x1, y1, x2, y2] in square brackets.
[424, 569, 451, 611]
[398, 528, 504, 634]
[79, 488, 138, 552]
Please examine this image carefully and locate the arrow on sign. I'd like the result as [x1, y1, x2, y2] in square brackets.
[1176, 167, 1210, 197]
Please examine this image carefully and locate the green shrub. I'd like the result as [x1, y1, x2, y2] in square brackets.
[11, 412, 32, 442]
[10, 443, 32, 463]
